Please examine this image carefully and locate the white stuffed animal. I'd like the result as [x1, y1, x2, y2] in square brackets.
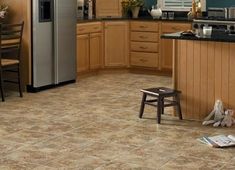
[202, 100, 225, 127]
[221, 110, 235, 127]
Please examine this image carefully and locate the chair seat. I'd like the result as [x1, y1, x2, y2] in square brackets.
[1, 59, 19, 66]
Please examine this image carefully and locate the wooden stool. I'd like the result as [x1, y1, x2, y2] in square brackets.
[139, 87, 183, 124]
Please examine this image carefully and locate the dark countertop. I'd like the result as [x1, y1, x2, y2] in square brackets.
[161, 31, 235, 43]
[77, 16, 193, 23]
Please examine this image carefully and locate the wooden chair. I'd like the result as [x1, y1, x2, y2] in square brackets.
[139, 87, 183, 124]
[0, 22, 24, 101]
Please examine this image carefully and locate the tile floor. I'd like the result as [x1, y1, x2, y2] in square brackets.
[0, 72, 234, 169]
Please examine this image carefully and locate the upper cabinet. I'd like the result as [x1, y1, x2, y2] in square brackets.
[96, 0, 122, 17]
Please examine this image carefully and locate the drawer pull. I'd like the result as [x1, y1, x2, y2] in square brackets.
[139, 36, 148, 39]
[93, 27, 99, 29]
[172, 27, 179, 31]
[140, 59, 147, 62]
[139, 26, 148, 29]
[79, 28, 85, 31]
[139, 46, 148, 49]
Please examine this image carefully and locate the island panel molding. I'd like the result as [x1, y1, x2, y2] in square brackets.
[175, 40, 235, 120]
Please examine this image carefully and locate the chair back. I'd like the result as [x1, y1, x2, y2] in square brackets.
[0, 22, 24, 61]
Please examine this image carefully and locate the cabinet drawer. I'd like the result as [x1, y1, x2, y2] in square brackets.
[131, 42, 159, 53]
[131, 32, 159, 42]
[161, 22, 191, 33]
[131, 21, 159, 32]
[77, 22, 102, 34]
[131, 52, 158, 68]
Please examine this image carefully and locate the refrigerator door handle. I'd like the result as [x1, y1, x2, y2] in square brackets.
[53, 0, 59, 84]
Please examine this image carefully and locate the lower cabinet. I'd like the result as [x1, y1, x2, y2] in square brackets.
[76, 21, 192, 74]
[77, 22, 103, 73]
[77, 34, 89, 73]
[130, 21, 160, 69]
[104, 21, 129, 67]
[90, 33, 103, 70]
[160, 22, 191, 70]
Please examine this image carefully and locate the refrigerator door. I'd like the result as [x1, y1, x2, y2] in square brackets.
[32, 0, 54, 88]
[54, 0, 77, 84]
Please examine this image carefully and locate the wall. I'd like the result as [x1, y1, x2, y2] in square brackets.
[146, 0, 235, 8]
[0, 0, 31, 87]
[207, 0, 235, 8]
[145, 0, 157, 8]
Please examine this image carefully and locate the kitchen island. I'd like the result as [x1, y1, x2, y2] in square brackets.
[161, 32, 235, 120]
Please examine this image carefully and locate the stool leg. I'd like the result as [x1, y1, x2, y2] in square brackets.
[161, 100, 164, 114]
[157, 97, 163, 124]
[175, 95, 183, 120]
[139, 93, 147, 118]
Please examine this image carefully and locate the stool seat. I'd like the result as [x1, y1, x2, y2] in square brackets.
[141, 87, 181, 97]
[139, 87, 183, 124]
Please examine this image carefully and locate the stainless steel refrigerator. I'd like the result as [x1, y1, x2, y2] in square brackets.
[28, 0, 77, 92]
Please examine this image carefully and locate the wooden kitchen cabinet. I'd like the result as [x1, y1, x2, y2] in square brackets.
[90, 33, 102, 69]
[104, 21, 129, 67]
[96, 0, 122, 17]
[77, 34, 89, 73]
[130, 21, 159, 68]
[77, 22, 103, 73]
[160, 22, 191, 70]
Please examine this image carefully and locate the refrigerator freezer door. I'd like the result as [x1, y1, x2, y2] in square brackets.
[32, 0, 54, 88]
[54, 0, 77, 84]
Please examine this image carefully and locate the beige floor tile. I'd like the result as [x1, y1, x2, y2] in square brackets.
[159, 156, 225, 170]
[2, 130, 55, 145]
[0, 72, 234, 169]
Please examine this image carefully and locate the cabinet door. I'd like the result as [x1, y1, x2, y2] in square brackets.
[77, 34, 89, 73]
[90, 33, 102, 70]
[161, 22, 191, 70]
[161, 39, 174, 70]
[96, 0, 121, 17]
[104, 21, 129, 67]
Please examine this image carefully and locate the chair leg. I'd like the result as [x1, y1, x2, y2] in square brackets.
[139, 93, 147, 118]
[175, 95, 182, 120]
[157, 97, 163, 124]
[17, 65, 23, 98]
[0, 70, 5, 102]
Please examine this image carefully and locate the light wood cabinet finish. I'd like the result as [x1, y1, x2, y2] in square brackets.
[130, 21, 160, 68]
[131, 42, 159, 53]
[161, 22, 191, 70]
[131, 21, 159, 32]
[161, 22, 191, 33]
[104, 21, 129, 67]
[131, 52, 158, 68]
[131, 32, 159, 42]
[90, 33, 103, 69]
[77, 34, 89, 73]
[96, 0, 122, 17]
[77, 22, 102, 34]
[77, 22, 103, 73]
[175, 40, 235, 120]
